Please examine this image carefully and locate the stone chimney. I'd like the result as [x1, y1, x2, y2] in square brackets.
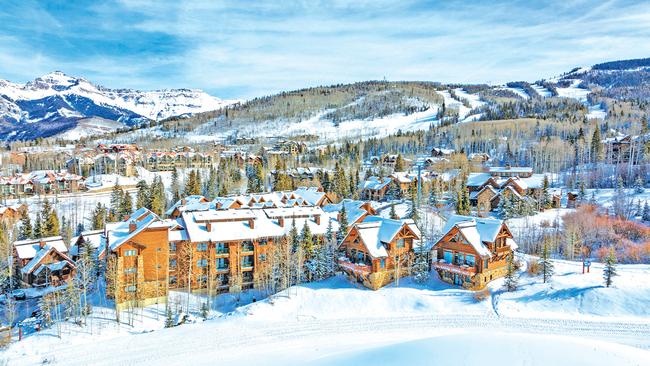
[278, 217, 285, 227]
[39, 240, 46, 249]
[128, 220, 137, 233]
[249, 219, 255, 229]
[314, 215, 321, 225]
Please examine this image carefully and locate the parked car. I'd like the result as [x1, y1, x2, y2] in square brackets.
[11, 289, 26, 300]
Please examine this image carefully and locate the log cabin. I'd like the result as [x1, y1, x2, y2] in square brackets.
[337, 216, 420, 290]
[360, 177, 392, 201]
[13, 236, 76, 287]
[430, 215, 518, 289]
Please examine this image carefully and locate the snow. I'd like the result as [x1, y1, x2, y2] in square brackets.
[498, 86, 530, 99]
[453, 88, 485, 109]
[57, 117, 125, 140]
[587, 104, 607, 120]
[556, 79, 590, 102]
[530, 83, 553, 98]
[4, 261, 650, 365]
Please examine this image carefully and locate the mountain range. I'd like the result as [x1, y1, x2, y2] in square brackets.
[0, 71, 236, 141]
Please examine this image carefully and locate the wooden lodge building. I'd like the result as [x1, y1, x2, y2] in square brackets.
[337, 216, 420, 290]
[431, 215, 518, 289]
[13, 236, 76, 287]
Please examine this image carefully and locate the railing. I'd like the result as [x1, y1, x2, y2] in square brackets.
[337, 258, 372, 276]
[215, 248, 229, 255]
[432, 260, 476, 276]
[241, 245, 254, 253]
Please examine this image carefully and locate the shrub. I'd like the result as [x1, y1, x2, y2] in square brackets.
[527, 259, 540, 275]
[473, 288, 491, 302]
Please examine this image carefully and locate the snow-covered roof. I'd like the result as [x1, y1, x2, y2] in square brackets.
[14, 236, 68, 259]
[488, 166, 533, 175]
[108, 207, 162, 251]
[519, 174, 548, 189]
[345, 216, 421, 259]
[181, 206, 339, 243]
[322, 199, 372, 224]
[361, 176, 392, 190]
[440, 215, 507, 258]
[21, 246, 74, 275]
[294, 187, 326, 206]
[69, 230, 106, 257]
[467, 173, 493, 187]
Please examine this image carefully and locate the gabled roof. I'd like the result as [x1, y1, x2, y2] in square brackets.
[466, 173, 493, 187]
[21, 245, 75, 275]
[342, 216, 420, 259]
[14, 236, 68, 260]
[108, 208, 162, 251]
[442, 215, 504, 244]
[361, 177, 392, 190]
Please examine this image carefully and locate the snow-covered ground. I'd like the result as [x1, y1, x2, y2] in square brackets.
[497, 86, 530, 99]
[556, 79, 590, 102]
[530, 83, 553, 98]
[3, 259, 650, 365]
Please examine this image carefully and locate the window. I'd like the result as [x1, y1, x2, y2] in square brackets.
[242, 241, 254, 252]
[444, 250, 453, 264]
[466, 254, 475, 267]
[198, 275, 208, 283]
[170, 259, 177, 268]
[124, 249, 137, 257]
[396, 239, 405, 249]
[455, 253, 464, 265]
[215, 243, 228, 254]
[124, 267, 137, 274]
[216, 258, 229, 270]
[258, 239, 268, 246]
[197, 243, 208, 252]
[242, 255, 254, 268]
[170, 243, 176, 252]
[484, 259, 489, 269]
[169, 276, 177, 285]
[380, 259, 386, 268]
[197, 259, 208, 267]
[125, 285, 137, 292]
[259, 253, 267, 262]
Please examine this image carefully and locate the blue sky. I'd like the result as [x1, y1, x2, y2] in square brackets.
[1, 0, 650, 99]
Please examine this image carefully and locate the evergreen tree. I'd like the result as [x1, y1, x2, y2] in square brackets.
[171, 167, 181, 203]
[150, 176, 167, 216]
[591, 124, 603, 162]
[603, 247, 617, 288]
[120, 192, 133, 219]
[389, 204, 399, 220]
[634, 176, 644, 194]
[538, 240, 554, 283]
[503, 254, 518, 291]
[204, 167, 218, 198]
[34, 212, 43, 238]
[412, 242, 430, 284]
[394, 154, 405, 172]
[643, 202, 650, 222]
[301, 220, 314, 258]
[42, 199, 60, 237]
[19, 214, 33, 240]
[337, 205, 349, 244]
[542, 175, 551, 209]
[289, 219, 299, 251]
[136, 180, 150, 209]
[91, 203, 107, 230]
[165, 305, 174, 328]
[109, 183, 124, 221]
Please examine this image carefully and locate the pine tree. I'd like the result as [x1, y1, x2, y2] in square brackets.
[634, 176, 644, 194]
[542, 175, 551, 209]
[150, 176, 167, 216]
[538, 240, 554, 283]
[503, 254, 518, 291]
[200, 302, 209, 320]
[289, 219, 299, 251]
[109, 183, 124, 221]
[204, 167, 217, 198]
[19, 214, 33, 240]
[591, 124, 603, 162]
[301, 220, 314, 258]
[171, 167, 181, 202]
[34, 212, 43, 238]
[120, 192, 133, 219]
[165, 304, 174, 328]
[92, 203, 107, 230]
[412, 242, 430, 284]
[394, 154, 405, 172]
[603, 247, 617, 288]
[337, 205, 349, 244]
[643, 202, 650, 222]
[389, 204, 399, 219]
[43, 199, 60, 237]
[136, 180, 150, 209]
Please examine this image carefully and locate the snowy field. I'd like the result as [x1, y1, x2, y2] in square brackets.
[530, 83, 553, 98]
[3, 258, 650, 365]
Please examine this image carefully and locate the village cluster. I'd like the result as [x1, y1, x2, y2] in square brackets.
[0, 137, 598, 315]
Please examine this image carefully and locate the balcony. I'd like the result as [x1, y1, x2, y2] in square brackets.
[241, 244, 254, 253]
[215, 248, 229, 256]
[496, 245, 511, 255]
[337, 257, 372, 276]
[432, 260, 476, 276]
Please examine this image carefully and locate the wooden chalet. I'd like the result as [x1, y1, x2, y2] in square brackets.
[337, 217, 420, 290]
[13, 236, 76, 287]
[431, 215, 517, 289]
[360, 177, 392, 201]
[0, 203, 27, 224]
